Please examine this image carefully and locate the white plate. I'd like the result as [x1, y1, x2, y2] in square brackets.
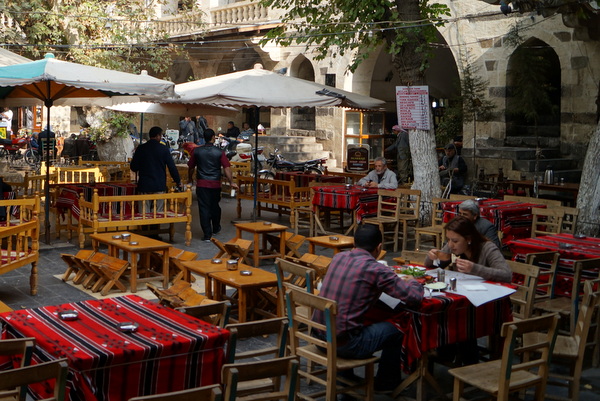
[425, 282, 448, 291]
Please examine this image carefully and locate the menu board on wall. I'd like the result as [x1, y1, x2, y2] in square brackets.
[396, 86, 431, 131]
[346, 144, 370, 172]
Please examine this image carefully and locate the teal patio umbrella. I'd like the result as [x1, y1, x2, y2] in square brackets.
[0, 53, 176, 243]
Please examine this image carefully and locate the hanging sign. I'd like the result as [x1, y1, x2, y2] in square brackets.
[396, 86, 431, 131]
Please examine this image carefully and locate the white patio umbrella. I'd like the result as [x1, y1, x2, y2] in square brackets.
[173, 64, 386, 220]
[0, 53, 176, 243]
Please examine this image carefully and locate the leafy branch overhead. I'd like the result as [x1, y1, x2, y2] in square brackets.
[1, 0, 200, 76]
[259, 0, 451, 75]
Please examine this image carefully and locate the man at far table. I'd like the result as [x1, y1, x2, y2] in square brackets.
[188, 129, 238, 242]
[357, 156, 398, 189]
[313, 224, 423, 394]
[458, 199, 501, 248]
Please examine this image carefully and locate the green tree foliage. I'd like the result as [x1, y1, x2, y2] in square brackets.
[260, 0, 450, 81]
[1, 0, 198, 76]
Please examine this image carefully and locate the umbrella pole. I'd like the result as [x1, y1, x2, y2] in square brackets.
[44, 97, 52, 244]
[251, 107, 260, 221]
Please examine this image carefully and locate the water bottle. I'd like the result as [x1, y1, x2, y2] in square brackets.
[544, 166, 554, 185]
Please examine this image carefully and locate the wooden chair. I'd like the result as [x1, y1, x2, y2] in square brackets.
[362, 188, 404, 252]
[211, 237, 229, 258]
[0, 359, 69, 401]
[414, 197, 445, 251]
[448, 313, 559, 401]
[225, 317, 289, 363]
[504, 195, 562, 207]
[275, 257, 316, 317]
[148, 247, 198, 283]
[224, 239, 253, 266]
[531, 207, 565, 237]
[557, 206, 579, 234]
[221, 356, 299, 401]
[393, 250, 429, 266]
[508, 260, 541, 320]
[60, 249, 95, 283]
[128, 384, 222, 401]
[267, 232, 306, 259]
[91, 256, 130, 296]
[0, 337, 35, 400]
[448, 194, 477, 201]
[176, 300, 231, 327]
[535, 258, 600, 335]
[147, 281, 207, 308]
[286, 287, 378, 401]
[523, 279, 600, 401]
[296, 253, 332, 280]
[525, 251, 560, 303]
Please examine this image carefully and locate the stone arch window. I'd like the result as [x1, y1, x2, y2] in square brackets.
[505, 38, 561, 140]
[289, 56, 316, 131]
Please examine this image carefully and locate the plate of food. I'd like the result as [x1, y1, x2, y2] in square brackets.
[424, 282, 448, 291]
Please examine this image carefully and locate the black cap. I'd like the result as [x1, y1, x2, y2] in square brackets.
[445, 143, 456, 150]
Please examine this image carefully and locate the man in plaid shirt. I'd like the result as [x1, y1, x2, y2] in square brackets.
[314, 224, 423, 394]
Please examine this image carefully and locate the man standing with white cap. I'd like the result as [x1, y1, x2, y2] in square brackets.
[385, 125, 411, 184]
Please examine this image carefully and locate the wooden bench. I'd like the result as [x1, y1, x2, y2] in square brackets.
[70, 189, 193, 248]
[222, 161, 251, 196]
[0, 196, 40, 295]
[6, 172, 56, 198]
[235, 175, 311, 227]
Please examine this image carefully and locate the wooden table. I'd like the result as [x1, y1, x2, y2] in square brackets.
[234, 221, 287, 267]
[307, 235, 354, 254]
[510, 179, 580, 205]
[90, 232, 170, 293]
[210, 266, 278, 322]
[311, 185, 378, 235]
[180, 258, 231, 298]
[0, 295, 229, 401]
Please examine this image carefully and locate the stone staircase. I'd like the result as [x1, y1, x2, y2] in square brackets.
[257, 135, 336, 169]
[462, 142, 581, 183]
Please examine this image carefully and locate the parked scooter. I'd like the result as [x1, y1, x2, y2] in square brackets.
[259, 148, 326, 179]
[230, 142, 266, 173]
[0, 135, 40, 166]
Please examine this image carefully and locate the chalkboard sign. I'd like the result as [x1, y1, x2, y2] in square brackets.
[346, 144, 370, 172]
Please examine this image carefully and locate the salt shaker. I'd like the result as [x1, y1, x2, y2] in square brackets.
[449, 277, 457, 291]
[437, 269, 445, 283]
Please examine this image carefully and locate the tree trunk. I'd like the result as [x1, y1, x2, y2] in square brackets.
[576, 122, 600, 236]
[410, 128, 442, 226]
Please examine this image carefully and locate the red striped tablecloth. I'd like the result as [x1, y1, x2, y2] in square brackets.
[0, 295, 229, 401]
[442, 199, 547, 244]
[509, 233, 600, 296]
[312, 185, 379, 223]
[366, 290, 512, 373]
[55, 182, 137, 219]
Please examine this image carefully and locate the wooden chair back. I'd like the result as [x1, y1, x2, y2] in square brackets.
[176, 300, 231, 327]
[394, 250, 428, 266]
[275, 258, 316, 317]
[531, 207, 564, 237]
[285, 288, 378, 401]
[296, 253, 332, 280]
[374, 188, 404, 220]
[221, 356, 299, 401]
[525, 251, 560, 303]
[508, 260, 541, 320]
[414, 197, 445, 250]
[451, 314, 559, 401]
[225, 317, 289, 364]
[128, 384, 222, 401]
[504, 195, 562, 207]
[0, 338, 35, 400]
[554, 206, 579, 234]
[147, 281, 206, 309]
[0, 359, 69, 401]
[448, 194, 477, 201]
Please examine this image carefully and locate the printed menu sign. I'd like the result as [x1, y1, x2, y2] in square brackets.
[396, 86, 431, 131]
[346, 145, 370, 172]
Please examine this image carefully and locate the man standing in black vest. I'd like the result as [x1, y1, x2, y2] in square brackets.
[188, 129, 238, 242]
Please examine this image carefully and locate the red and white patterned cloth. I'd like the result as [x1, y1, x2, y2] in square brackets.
[365, 288, 512, 373]
[0, 295, 229, 401]
[312, 185, 379, 223]
[509, 233, 600, 297]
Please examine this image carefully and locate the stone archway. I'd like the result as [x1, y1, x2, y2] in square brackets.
[505, 38, 561, 144]
[289, 55, 316, 131]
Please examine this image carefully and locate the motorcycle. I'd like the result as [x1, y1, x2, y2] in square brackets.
[0, 135, 40, 166]
[172, 139, 200, 164]
[259, 148, 326, 179]
[229, 142, 266, 173]
[216, 135, 238, 160]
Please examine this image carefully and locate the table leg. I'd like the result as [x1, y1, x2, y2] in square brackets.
[204, 276, 213, 299]
[238, 288, 247, 323]
[161, 249, 169, 289]
[314, 206, 327, 235]
[391, 353, 447, 401]
[279, 229, 286, 259]
[308, 243, 315, 254]
[130, 252, 138, 293]
[253, 232, 260, 267]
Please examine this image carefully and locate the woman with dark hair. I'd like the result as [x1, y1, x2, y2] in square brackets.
[424, 216, 511, 282]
